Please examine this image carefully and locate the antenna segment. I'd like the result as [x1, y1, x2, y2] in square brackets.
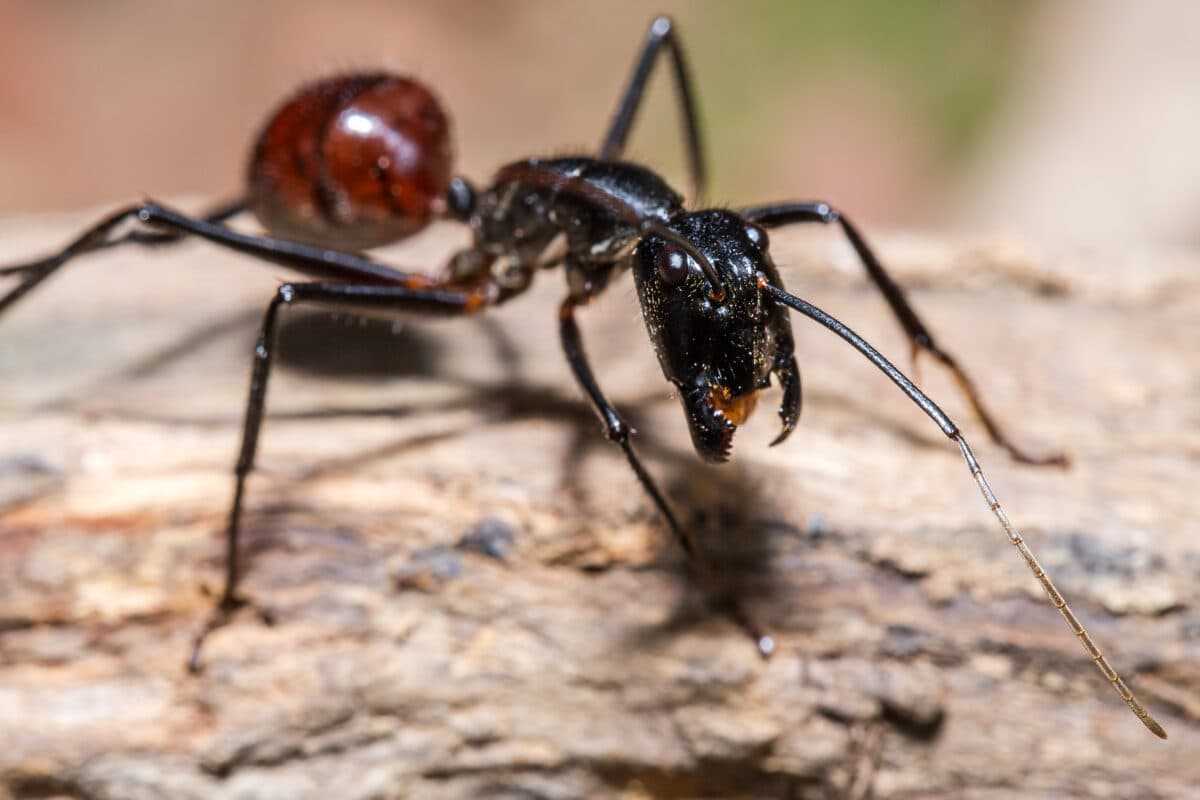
[761, 279, 1167, 739]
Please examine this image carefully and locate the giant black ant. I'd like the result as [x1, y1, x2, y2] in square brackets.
[0, 16, 1165, 738]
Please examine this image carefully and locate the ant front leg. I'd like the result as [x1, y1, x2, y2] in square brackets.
[558, 294, 775, 658]
[600, 16, 707, 201]
[189, 278, 496, 673]
[742, 201, 1069, 468]
[0, 199, 245, 317]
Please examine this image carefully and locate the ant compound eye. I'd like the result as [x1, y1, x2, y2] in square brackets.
[656, 244, 690, 286]
[745, 224, 769, 250]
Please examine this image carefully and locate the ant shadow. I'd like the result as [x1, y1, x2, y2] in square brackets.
[621, 457, 807, 657]
[62, 306, 812, 654]
[275, 311, 807, 652]
[275, 309, 452, 379]
[275, 308, 529, 385]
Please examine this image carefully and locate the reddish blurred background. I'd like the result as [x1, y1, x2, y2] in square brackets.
[0, 0, 1197, 246]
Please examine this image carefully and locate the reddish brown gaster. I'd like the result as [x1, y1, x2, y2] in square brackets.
[247, 73, 453, 250]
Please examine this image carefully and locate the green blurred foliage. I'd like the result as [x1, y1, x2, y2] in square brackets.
[725, 1, 1028, 156]
[644, 1, 1032, 208]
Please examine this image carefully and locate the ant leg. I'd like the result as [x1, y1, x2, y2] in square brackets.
[559, 295, 775, 658]
[742, 201, 1068, 467]
[0, 200, 434, 322]
[120, 197, 246, 248]
[599, 15, 707, 201]
[189, 279, 495, 672]
[0, 199, 245, 314]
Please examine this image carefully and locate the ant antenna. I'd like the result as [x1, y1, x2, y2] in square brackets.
[759, 278, 1167, 739]
[955, 436, 1166, 738]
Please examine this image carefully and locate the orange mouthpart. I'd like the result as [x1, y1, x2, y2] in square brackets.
[708, 385, 759, 426]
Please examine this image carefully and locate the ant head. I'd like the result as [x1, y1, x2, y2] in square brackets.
[633, 210, 800, 462]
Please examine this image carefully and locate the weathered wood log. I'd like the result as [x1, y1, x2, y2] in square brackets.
[1, 209, 1196, 798]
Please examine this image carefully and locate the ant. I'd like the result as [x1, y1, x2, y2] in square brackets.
[0, 16, 1165, 738]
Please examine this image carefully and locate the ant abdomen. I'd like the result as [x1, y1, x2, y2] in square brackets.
[247, 73, 453, 251]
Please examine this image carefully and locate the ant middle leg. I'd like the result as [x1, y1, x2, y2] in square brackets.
[600, 16, 707, 201]
[742, 201, 1069, 467]
[558, 295, 775, 657]
[188, 279, 496, 672]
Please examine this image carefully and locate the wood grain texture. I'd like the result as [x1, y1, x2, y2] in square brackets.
[1, 208, 1197, 799]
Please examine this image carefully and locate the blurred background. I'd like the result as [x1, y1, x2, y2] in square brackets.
[0, 0, 1198, 247]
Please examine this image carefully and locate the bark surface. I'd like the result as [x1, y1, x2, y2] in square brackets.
[1, 210, 1197, 798]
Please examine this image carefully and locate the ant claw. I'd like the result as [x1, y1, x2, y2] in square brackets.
[186, 591, 271, 674]
[756, 635, 776, 659]
[721, 594, 774, 659]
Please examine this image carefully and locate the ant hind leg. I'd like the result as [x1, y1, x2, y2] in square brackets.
[0, 199, 245, 317]
[599, 16, 707, 202]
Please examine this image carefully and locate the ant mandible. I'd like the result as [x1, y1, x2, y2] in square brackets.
[0, 16, 1165, 738]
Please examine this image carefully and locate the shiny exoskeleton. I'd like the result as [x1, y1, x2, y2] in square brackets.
[0, 16, 1165, 738]
[445, 156, 800, 463]
[249, 73, 453, 250]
